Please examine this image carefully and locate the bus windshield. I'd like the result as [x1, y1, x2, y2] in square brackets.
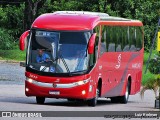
[27, 30, 91, 74]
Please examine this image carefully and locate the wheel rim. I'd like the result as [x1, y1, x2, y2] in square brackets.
[125, 84, 129, 100]
[95, 88, 99, 103]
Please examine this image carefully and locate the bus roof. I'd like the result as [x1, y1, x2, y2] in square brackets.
[32, 11, 143, 30]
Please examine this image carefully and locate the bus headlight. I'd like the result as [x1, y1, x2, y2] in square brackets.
[73, 78, 90, 86]
[77, 81, 84, 85]
[26, 77, 33, 83]
[82, 90, 86, 95]
[26, 88, 29, 92]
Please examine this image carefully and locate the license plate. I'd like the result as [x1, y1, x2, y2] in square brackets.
[49, 91, 60, 95]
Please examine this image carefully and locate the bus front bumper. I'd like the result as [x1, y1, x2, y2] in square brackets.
[25, 79, 93, 100]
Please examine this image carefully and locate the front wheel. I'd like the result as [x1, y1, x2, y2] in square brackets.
[87, 88, 99, 107]
[36, 97, 45, 104]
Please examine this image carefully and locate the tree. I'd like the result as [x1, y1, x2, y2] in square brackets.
[24, 0, 46, 30]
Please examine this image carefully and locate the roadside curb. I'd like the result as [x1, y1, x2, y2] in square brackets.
[0, 60, 25, 63]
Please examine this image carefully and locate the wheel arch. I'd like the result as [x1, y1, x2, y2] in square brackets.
[97, 78, 102, 97]
[127, 75, 132, 95]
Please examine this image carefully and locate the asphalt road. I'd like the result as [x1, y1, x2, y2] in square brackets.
[0, 61, 159, 120]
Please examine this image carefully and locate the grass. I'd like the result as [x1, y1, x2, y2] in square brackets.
[0, 46, 26, 61]
[142, 52, 153, 85]
[142, 66, 155, 85]
[143, 52, 150, 64]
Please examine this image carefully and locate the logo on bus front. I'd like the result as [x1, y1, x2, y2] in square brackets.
[52, 84, 57, 88]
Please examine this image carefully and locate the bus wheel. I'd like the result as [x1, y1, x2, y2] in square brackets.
[119, 81, 130, 104]
[36, 97, 45, 104]
[87, 88, 99, 107]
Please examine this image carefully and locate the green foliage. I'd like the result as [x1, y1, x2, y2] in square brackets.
[0, 4, 24, 50]
[0, 4, 24, 28]
[142, 70, 155, 86]
[143, 52, 150, 64]
[148, 56, 160, 74]
[0, 28, 15, 50]
[0, 0, 160, 51]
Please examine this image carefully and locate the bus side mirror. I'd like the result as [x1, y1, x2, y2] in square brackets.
[88, 33, 97, 54]
[19, 30, 30, 51]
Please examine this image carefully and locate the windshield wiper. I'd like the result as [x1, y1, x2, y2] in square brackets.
[58, 51, 72, 76]
[70, 70, 87, 75]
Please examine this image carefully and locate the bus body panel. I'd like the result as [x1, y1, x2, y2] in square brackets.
[32, 13, 100, 31]
[25, 71, 97, 99]
[96, 48, 143, 97]
[25, 80, 90, 99]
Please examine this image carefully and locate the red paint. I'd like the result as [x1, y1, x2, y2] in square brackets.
[19, 30, 30, 51]
[88, 33, 97, 54]
[32, 13, 100, 30]
[25, 81, 90, 99]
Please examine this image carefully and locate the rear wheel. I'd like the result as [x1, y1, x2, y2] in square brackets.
[36, 97, 45, 104]
[111, 81, 130, 104]
[119, 81, 130, 104]
[87, 87, 99, 107]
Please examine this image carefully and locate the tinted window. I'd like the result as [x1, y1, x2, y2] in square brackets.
[130, 27, 136, 51]
[101, 26, 143, 52]
[136, 27, 143, 50]
[60, 32, 90, 44]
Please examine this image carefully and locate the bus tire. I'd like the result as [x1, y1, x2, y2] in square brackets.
[119, 81, 130, 104]
[87, 87, 99, 107]
[36, 97, 45, 104]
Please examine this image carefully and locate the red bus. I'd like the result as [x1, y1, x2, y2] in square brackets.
[19, 11, 144, 107]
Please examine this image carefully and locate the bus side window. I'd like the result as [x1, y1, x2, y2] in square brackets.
[108, 43, 115, 52]
[100, 25, 106, 55]
[136, 27, 143, 51]
[116, 27, 122, 52]
[123, 27, 130, 52]
[108, 27, 115, 52]
[130, 27, 136, 52]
